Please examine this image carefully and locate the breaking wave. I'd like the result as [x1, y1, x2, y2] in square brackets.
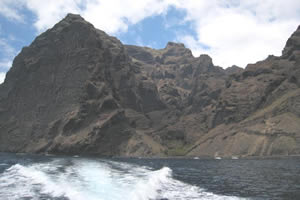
[0, 158, 245, 200]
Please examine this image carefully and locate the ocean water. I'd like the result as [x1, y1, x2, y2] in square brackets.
[0, 153, 299, 200]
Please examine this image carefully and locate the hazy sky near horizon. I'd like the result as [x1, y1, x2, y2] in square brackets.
[0, 0, 300, 83]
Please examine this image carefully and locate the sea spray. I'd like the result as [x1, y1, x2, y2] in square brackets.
[131, 167, 172, 200]
[0, 157, 247, 200]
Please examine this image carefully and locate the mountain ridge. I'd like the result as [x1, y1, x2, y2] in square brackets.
[0, 13, 299, 157]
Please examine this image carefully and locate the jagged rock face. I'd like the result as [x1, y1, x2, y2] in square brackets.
[0, 14, 162, 156]
[282, 25, 300, 60]
[0, 14, 300, 157]
[125, 29, 300, 157]
[187, 27, 300, 157]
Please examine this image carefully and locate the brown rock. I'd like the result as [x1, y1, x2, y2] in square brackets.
[0, 13, 300, 157]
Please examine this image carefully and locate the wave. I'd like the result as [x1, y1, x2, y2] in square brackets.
[0, 159, 247, 200]
[131, 167, 172, 200]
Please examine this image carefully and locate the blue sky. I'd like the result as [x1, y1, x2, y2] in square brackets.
[0, 0, 300, 83]
[117, 7, 196, 49]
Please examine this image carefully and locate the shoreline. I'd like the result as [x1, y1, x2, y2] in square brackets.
[1, 151, 300, 160]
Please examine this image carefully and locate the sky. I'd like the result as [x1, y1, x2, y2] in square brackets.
[0, 0, 300, 84]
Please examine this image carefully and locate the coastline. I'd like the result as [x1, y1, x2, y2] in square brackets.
[1, 151, 300, 160]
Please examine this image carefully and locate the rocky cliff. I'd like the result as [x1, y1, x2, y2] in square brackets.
[0, 14, 299, 157]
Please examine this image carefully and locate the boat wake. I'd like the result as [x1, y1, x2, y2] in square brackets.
[0, 158, 245, 200]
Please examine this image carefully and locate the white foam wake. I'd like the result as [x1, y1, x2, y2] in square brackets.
[0, 159, 247, 200]
[131, 167, 172, 200]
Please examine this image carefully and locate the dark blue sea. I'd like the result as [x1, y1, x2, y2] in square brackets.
[0, 153, 299, 200]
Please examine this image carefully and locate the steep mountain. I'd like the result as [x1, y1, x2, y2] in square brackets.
[187, 26, 300, 157]
[0, 14, 299, 157]
[0, 14, 164, 156]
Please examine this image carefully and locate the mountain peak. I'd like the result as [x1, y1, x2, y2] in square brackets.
[282, 25, 300, 58]
[64, 13, 85, 22]
[1, 14, 300, 158]
[50, 13, 91, 33]
[163, 41, 193, 58]
[166, 42, 186, 49]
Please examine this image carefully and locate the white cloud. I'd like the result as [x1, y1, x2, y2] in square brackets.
[23, 0, 171, 34]
[1, 0, 300, 68]
[0, 0, 25, 22]
[0, 38, 15, 72]
[25, 0, 81, 32]
[0, 73, 6, 84]
[173, 0, 300, 67]
[0, 39, 16, 71]
[0, 39, 16, 57]
[82, 0, 170, 34]
[0, 60, 12, 69]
